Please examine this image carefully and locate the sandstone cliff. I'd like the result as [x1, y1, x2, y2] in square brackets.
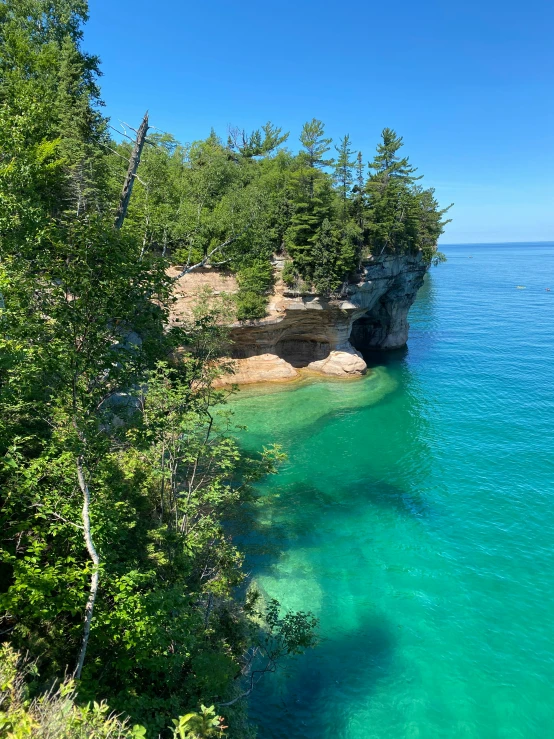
[170, 252, 427, 384]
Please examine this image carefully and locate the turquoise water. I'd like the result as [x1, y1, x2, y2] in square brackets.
[230, 243, 554, 739]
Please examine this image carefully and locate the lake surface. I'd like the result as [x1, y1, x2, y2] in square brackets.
[229, 243, 554, 739]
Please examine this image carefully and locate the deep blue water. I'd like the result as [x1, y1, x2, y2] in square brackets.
[230, 243, 554, 738]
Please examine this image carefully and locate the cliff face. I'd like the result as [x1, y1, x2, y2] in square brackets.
[348, 252, 427, 351]
[170, 252, 427, 384]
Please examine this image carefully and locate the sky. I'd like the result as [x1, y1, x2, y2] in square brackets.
[85, 0, 554, 244]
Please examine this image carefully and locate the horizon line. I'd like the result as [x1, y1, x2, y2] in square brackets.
[440, 240, 554, 246]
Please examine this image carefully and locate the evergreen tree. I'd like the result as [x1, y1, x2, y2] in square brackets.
[299, 118, 333, 169]
[227, 121, 289, 158]
[414, 186, 452, 264]
[312, 218, 356, 296]
[55, 34, 109, 213]
[333, 134, 355, 219]
[368, 127, 422, 187]
[284, 172, 334, 284]
[351, 151, 367, 259]
[364, 129, 450, 259]
[298, 118, 334, 200]
[355, 150, 364, 190]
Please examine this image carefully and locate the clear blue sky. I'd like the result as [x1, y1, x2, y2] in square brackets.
[86, 0, 553, 243]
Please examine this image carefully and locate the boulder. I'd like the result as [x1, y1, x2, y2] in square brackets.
[307, 346, 367, 377]
[212, 353, 298, 386]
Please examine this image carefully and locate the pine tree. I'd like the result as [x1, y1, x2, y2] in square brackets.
[284, 172, 334, 282]
[55, 34, 109, 214]
[312, 218, 356, 296]
[299, 118, 334, 169]
[227, 121, 289, 158]
[333, 134, 355, 220]
[351, 151, 367, 256]
[298, 118, 334, 200]
[414, 186, 452, 264]
[368, 127, 422, 187]
[365, 130, 422, 256]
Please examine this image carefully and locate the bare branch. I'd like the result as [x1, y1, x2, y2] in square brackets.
[109, 124, 135, 142]
[32, 503, 83, 530]
[132, 173, 148, 188]
[98, 142, 131, 162]
[171, 227, 249, 281]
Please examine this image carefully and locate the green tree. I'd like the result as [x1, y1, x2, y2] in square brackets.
[367, 127, 421, 186]
[333, 134, 355, 218]
[310, 218, 347, 294]
[364, 129, 450, 259]
[298, 118, 333, 170]
[414, 186, 452, 264]
[284, 172, 335, 285]
[227, 121, 289, 159]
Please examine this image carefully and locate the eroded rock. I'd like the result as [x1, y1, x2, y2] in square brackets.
[211, 353, 298, 387]
[171, 252, 427, 385]
[307, 346, 367, 377]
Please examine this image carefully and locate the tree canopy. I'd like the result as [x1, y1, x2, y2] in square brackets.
[111, 117, 450, 313]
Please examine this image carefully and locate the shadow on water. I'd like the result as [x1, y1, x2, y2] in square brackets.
[250, 616, 397, 739]
[267, 476, 432, 528]
[361, 345, 409, 370]
[358, 476, 432, 519]
[233, 474, 431, 573]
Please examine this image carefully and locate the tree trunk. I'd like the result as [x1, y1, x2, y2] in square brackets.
[74, 456, 100, 680]
[114, 111, 149, 230]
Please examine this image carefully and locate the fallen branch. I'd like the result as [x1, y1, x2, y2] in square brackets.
[171, 226, 250, 281]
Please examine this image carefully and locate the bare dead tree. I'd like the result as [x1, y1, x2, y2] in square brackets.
[114, 111, 150, 230]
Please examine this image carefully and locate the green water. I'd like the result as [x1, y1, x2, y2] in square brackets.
[230, 243, 554, 738]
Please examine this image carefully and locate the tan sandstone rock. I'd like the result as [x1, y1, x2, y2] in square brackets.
[170, 253, 427, 386]
[212, 354, 298, 387]
[307, 347, 367, 377]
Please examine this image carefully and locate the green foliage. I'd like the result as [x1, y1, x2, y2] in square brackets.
[227, 121, 289, 159]
[311, 218, 355, 295]
[113, 116, 450, 306]
[171, 705, 226, 738]
[368, 127, 421, 184]
[334, 134, 355, 217]
[261, 599, 319, 658]
[0, 644, 137, 738]
[364, 129, 452, 260]
[284, 171, 335, 286]
[0, 645, 227, 739]
[298, 118, 334, 169]
[235, 260, 274, 320]
[281, 260, 296, 287]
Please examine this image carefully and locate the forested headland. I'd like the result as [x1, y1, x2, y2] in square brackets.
[0, 1, 451, 737]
